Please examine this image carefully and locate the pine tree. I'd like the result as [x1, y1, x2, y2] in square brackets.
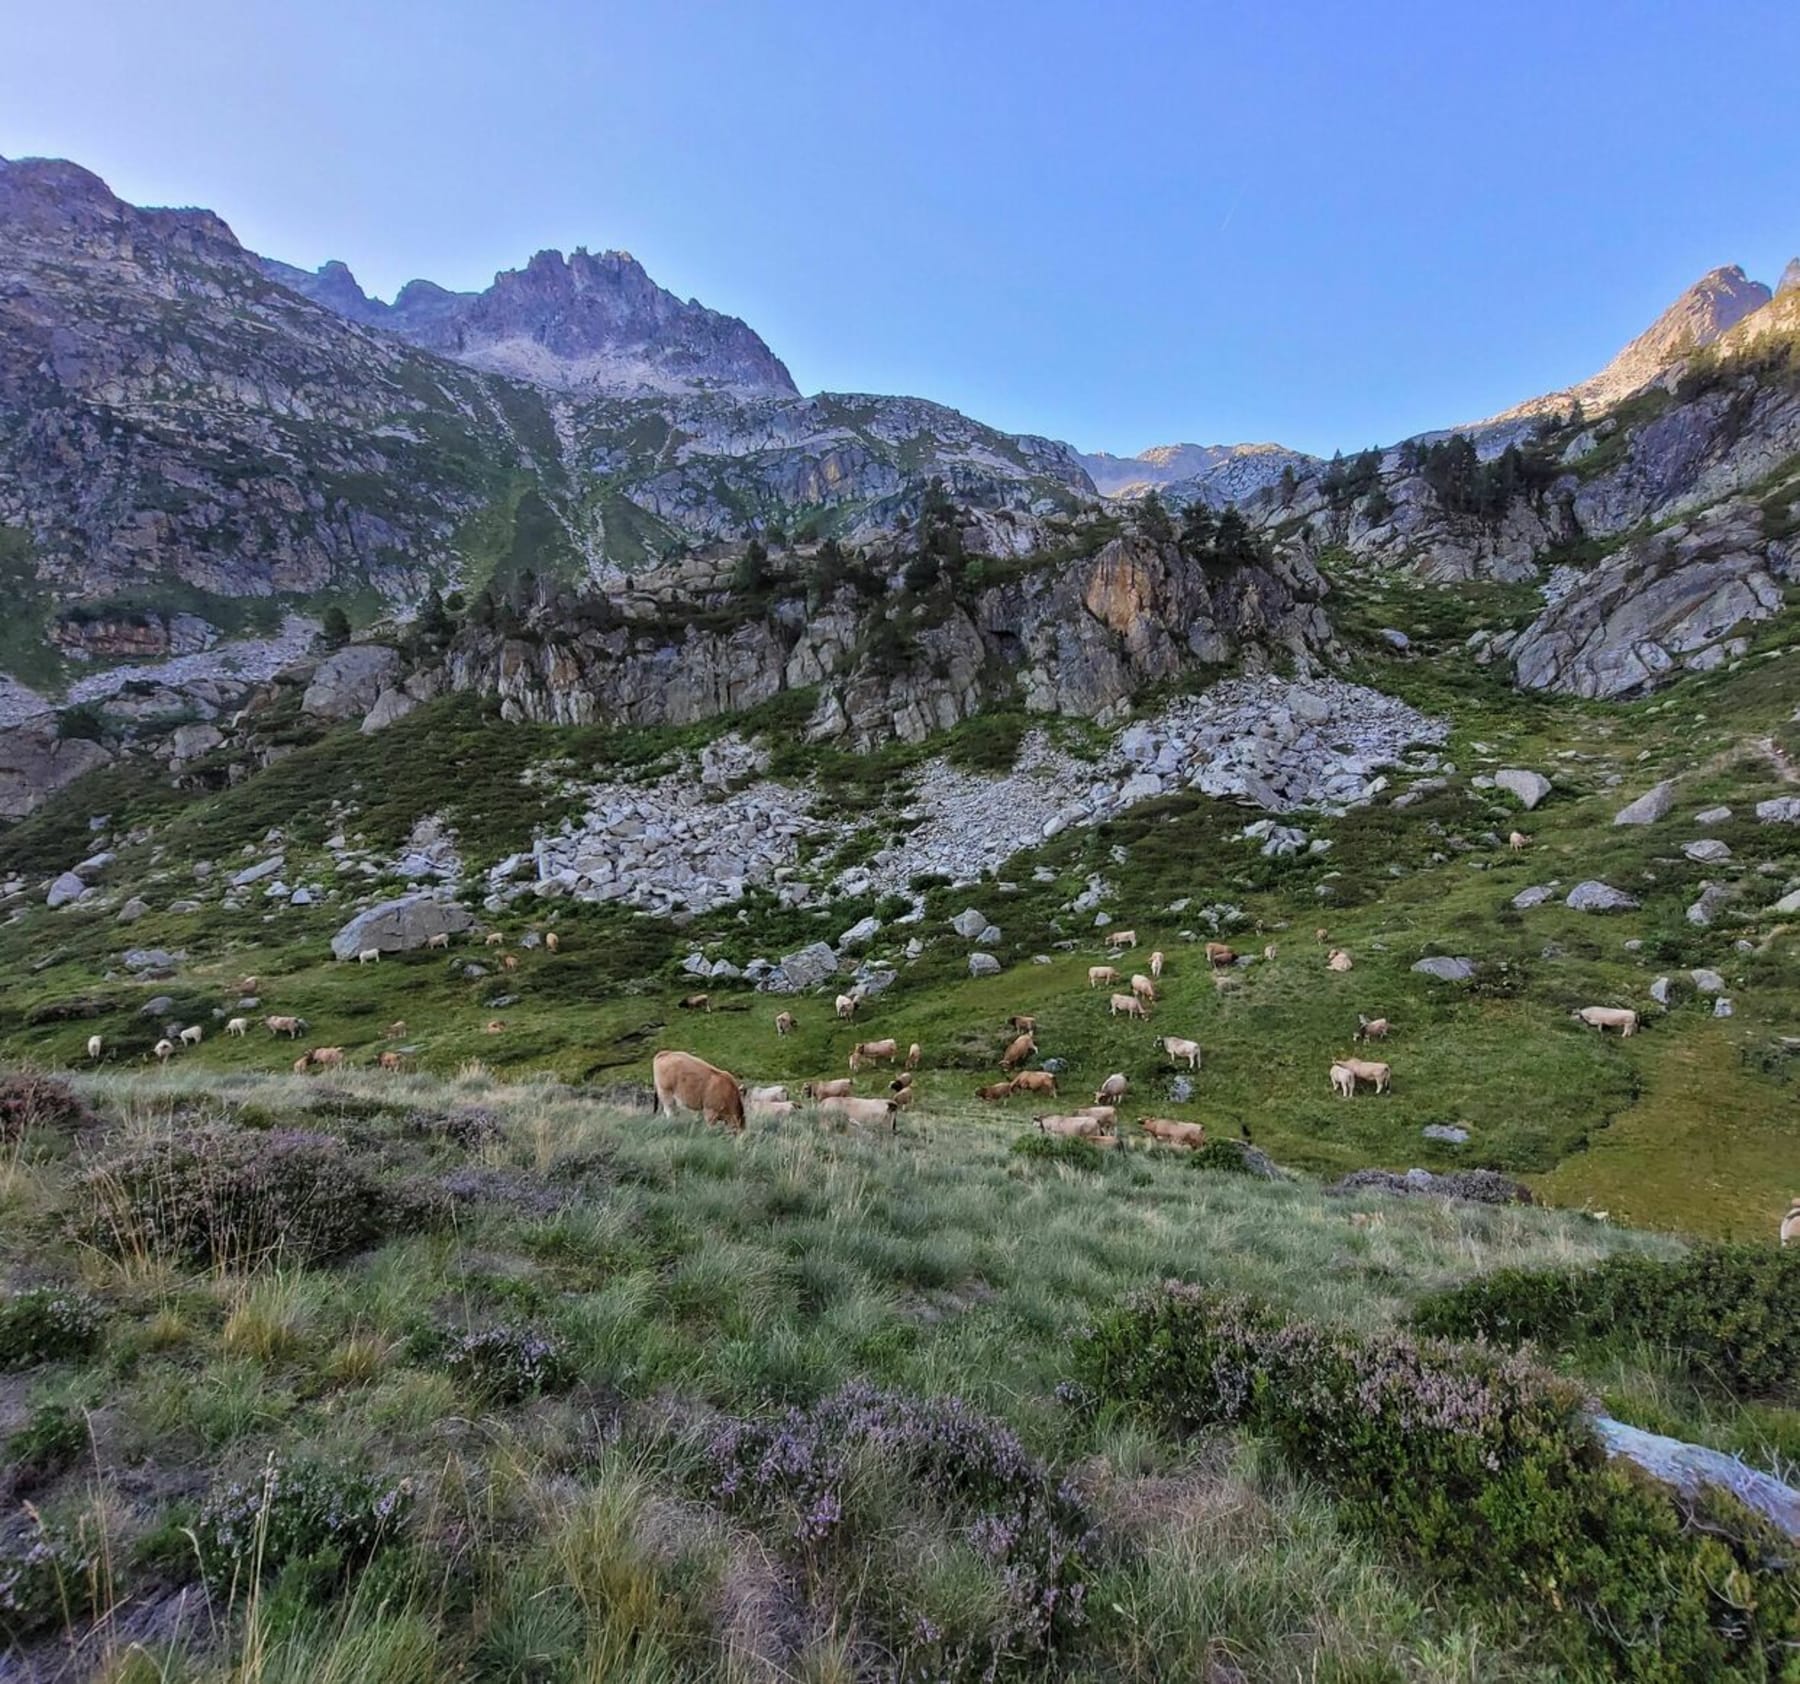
[320, 605, 351, 648]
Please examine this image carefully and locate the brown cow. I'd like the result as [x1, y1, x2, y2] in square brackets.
[974, 1082, 1014, 1101]
[385, 1019, 407, 1039]
[378, 1050, 408, 1072]
[679, 993, 712, 1012]
[1204, 942, 1237, 969]
[1140, 1117, 1207, 1149]
[291, 1053, 311, 1074]
[503, 954, 520, 973]
[804, 1078, 854, 1100]
[484, 1019, 507, 1035]
[775, 1011, 797, 1036]
[307, 1047, 344, 1068]
[889, 1071, 914, 1093]
[890, 1084, 915, 1109]
[849, 1038, 898, 1072]
[652, 1049, 746, 1131]
[1008, 1014, 1037, 1032]
[1007, 1070, 1057, 1097]
[1000, 1032, 1036, 1070]
[1355, 1015, 1390, 1042]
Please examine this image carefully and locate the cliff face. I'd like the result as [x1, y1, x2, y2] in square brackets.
[437, 536, 1330, 747]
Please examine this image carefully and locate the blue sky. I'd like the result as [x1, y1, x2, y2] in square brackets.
[4, 0, 1797, 457]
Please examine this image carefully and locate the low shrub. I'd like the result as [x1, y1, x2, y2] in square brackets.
[76, 1126, 403, 1269]
[703, 1381, 1092, 1681]
[1010, 1132, 1104, 1171]
[441, 1322, 571, 1402]
[4, 1403, 86, 1490]
[0, 1288, 102, 1371]
[0, 1519, 96, 1641]
[0, 1072, 94, 1142]
[1412, 1244, 1800, 1403]
[194, 1457, 415, 1594]
[1072, 1282, 1799, 1681]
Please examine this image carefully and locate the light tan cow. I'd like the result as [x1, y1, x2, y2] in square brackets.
[308, 1047, 345, 1069]
[1088, 965, 1119, 988]
[817, 1094, 897, 1129]
[652, 1049, 746, 1131]
[292, 1053, 312, 1074]
[1140, 1117, 1207, 1149]
[153, 1038, 175, 1064]
[803, 1078, 854, 1100]
[1076, 1104, 1117, 1126]
[889, 1071, 913, 1093]
[906, 1042, 922, 1070]
[1109, 992, 1149, 1020]
[975, 1081, 1014, 1101]
[1327, 949, 1354, 973]
[1574, 1006, 1639, 1037]
[378, 1050, 408, 1072]
[1000, 1032, 1036, 1070]
[1355, 1015, 1390, 1042]
[1034, 1113, 1107, 1139]
[385, 1019, 408, 1039]
[775, 1011, 797, 1037]
[485, 931, 505, 947]
[1205, 942, 1237, 969]
[86, 1034, 103, 1061]
[1263, 943, 1278, 961]
[427, 932, 451, 950]
[484, 1019, 507, 1035]
[849, 1038, 898, 1072]
[1149, 950, 1164, 980]
[1130, 973, 1157, 1006]
[678, 993, 711, 1012]
[1106, 929, 1138, 950]
[750, 1097, 796, 1118]
[357, 947, 381, 965]
[1330, 1057, 1389, 1097]
[890, 1084, 915, 1110]
[835, 993, 859, 1020]
[1007, 1070, 1057, 1097]
[748, 1084, 790, 1105]
[502, 954, 519, 973]
[1007, 1014, 1036, 1032]
[1095, 1073, 1129, 1104]
[1162, 1035, 1202, 1070]
[1509, 831, 1530, 853]
[179, 1025, 203, 1047]
[545, 932, 560, 953]
[225, 1017, 250, 1038]
[264, 1015, 308, 1039]
[1782, 1201, 1800, 1247]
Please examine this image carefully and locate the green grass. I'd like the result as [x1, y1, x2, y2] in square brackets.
[0, 1063, 1723, 1679]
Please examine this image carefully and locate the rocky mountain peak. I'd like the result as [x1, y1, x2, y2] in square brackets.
[0, 154, 241, 262]
[1777, 257, 1800, 298]
[1078, 441, 1319, 504]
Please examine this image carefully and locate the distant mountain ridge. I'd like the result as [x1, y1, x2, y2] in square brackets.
[1078, 441, 1319, 505]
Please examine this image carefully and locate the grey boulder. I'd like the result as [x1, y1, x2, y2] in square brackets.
[1566, 881, 1640, 912]
[1412, 956, 1478, 982]
[330, 895, 472, 960]
[1613, 782, 1676, 826]
[303, 644, 405, 721]
[1494, 768, 1552, 810]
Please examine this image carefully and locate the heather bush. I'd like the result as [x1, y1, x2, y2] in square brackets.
[1009, 1131, 1104, 1171]
[703, 1380, 1093, 1680]
[193, 1457, 415, 1594]
[1413, 1244, 1800, 1403]
[0, 1287, 102, 1370]
[5, 1403, 85, 1490]
[1072, 1282, 1800, 1681]
[0, 1072, 94, 1142]
[441, 1321, 571, 1402]
[0, 1519, 95, 1641]
[75, 1126, 403, 1269]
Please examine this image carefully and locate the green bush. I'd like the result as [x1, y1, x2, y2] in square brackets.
[5, 1403, 85, 1489]
[1413, 1245, 1800, 1403]
[0, 1518, 96, 1641]
[1009, 1132, 1104, 1171]
[0, 1288, 102, 1371]
[76, 1126, 406, 1270]
[1072, 1283, 1800, 1681]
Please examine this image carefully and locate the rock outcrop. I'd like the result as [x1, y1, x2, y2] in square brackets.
[0, 724, 112, 820]
[329, 895, 472, 960]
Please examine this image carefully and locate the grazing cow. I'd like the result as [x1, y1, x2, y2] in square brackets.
[817, 1094, 898, 1130]
[890, 1085, 915, 1109]
[86, 1034, 103, 1061]
[545, 932, 560, 953]
[1327, 949, 1354, 973]
[309, 1047, 345, 1068]
[678, 993, 711, 1013]
[1782, 1201, 1800, 1247]
[849, 1038, 899, 1072]
[1109, 992, 1149, 1020]
[1149, 950, 1164, 980]
[1076, 1104, 1117, 1126]
[835, 993, 859, 1020]
[1315, 928, 1330, 943]
[889, 1071, 914, 1093]
[906, 1042, 922, 1070]
[484, 1019, 507, 1034]
[179, 1025, 203, 1047]
[427, 932, 450, 950]
[264, 1015, 307, 1038]
[1330, 1057, 1389, 1097]
[385, 1020, 407, 1039]
[1095, 1073, 1129, 1104]
[749, 1084, 790, 1105]
[225, 1017, 249, 1038]
[1263, 943, 1278, 962]
[1140, 1117, 1207, 1149]
[153, 1038, 175, 1064]
[750, 1097, 796, 1118]
[803, 1078, 854, 1101]
[237, 977, 259, 994]
[1000, 1032, 1036, 1070]
[775, 1011, 797, 1037]
[1106, 929, 1138, 950]
[1162, 1035, 1202, 1071]
[1035, 1113, 1106, 1139]
[1007, 1070, 1057, 1097]
[503, 954, 519, 973]
[975, 1082, 1014, 1101]
[1574, 1006, 1639, 1037]
[1205, 942, 1236, 969]
[292, 1053, 312, 1074]
[1130, 973, 1157, 1006]
[357, 948, 381, 965]
[1088, 965, 1119, 989]
[652, 1049, 747, 1131]
[1509, 831, 1530, 853]
[378, 1051, 407, 1072]
[1355, 1015, 1390, 1042]
[1008, 1015, 1036, 1032]
[485, 932, 505, 948]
